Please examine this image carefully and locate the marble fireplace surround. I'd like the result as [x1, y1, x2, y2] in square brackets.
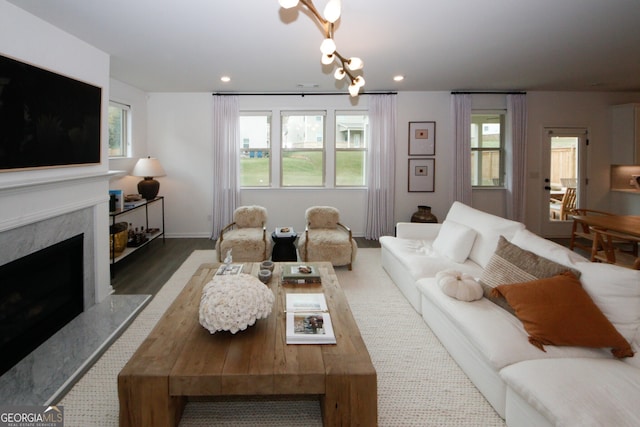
[0, 207, 96, 308]
[0, 171, 115, 310]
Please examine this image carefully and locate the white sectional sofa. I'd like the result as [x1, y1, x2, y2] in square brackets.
[380, 201, 640, 427]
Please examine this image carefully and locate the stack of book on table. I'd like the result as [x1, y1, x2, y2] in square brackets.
[285, 293, 336, 344]
[281, 265, 321, 285]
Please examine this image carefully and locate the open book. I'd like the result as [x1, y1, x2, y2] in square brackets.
[285, 293, 336, 344]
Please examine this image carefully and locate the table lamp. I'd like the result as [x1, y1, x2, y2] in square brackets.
[132, 156, 166, 200]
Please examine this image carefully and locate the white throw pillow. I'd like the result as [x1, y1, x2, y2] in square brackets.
[432, 220, 477, 263]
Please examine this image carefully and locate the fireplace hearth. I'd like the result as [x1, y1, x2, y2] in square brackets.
[0, 234, 84, 375]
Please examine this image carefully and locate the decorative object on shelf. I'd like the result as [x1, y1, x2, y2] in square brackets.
[109, 222, 128, 256]
[411, 205, 438, 223]
[633, 175, 640, 190]
[408, 158, 435, 192]
[408, 121, 436, 155]
[127, 226, 149, 247]
[132, 156, 166, 200]
[109, 189, 123, 211]
[199, 274, 275, 334]
[277, 0, 365, 97]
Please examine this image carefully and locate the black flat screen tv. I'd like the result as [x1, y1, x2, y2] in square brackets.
[0, 54, 101, 171]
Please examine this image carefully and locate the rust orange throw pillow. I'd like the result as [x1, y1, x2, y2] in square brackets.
[491, 271, 633, 358]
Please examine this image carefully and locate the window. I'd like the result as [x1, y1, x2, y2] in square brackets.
[281, 111, 325, 187]
[471, 113, 505, 186]
[108, 101, 130, 157]
[239, 113, 271, 187]
[335, 112, 368, 186]
[238, 109, 369, 188]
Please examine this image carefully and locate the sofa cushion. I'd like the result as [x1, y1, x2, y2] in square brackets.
[575, 261, 640, 344]
[444, 201, 525, 268]
[379, 236, 485, 280]
[493, 272, 633, 358]
[417, 280, 614, 370]
[432, 220, 477, 263]
[480, 236, 582, 314]
[511, 228, 588, 266]
[500, 358, 640, 427]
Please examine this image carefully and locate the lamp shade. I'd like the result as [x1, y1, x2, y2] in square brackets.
[132, 157, 166, 178]
[132, 157, 166, 200]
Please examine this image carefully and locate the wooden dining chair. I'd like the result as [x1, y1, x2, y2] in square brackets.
[590, 227, 640, 270]
[549, 187, 576, 220]
[570, 208, 639, 258]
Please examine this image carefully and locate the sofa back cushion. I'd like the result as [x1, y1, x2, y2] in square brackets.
[444, 202, 525, 267]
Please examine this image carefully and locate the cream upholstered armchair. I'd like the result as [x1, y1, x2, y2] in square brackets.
[297, 206, 358, 270]
[215, 206, 271, 262]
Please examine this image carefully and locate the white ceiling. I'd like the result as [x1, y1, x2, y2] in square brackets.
[8, 0, 640, 94]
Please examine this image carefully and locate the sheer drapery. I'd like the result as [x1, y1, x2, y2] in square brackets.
[365, 94, 396, 239]
[506, 94, 527, 222]
[452, 94, 472, 205]
[211, 95, 240, 240]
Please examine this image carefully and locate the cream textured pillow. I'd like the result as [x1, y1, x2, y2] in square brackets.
[432, 220, 477, 263]
[480, 236, 581, 314]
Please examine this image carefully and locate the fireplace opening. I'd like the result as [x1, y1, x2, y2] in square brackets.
[0, 234, 84, 375]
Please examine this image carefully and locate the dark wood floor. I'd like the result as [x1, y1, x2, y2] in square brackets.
[111, 237, 379, 296]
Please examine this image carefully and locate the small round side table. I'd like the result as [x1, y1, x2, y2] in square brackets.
[271, 231, 298, 262]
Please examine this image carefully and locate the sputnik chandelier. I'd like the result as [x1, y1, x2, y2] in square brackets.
[278, 0, 365, 96]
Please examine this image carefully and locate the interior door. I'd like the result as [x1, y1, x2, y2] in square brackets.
[540, 127, 588, 237]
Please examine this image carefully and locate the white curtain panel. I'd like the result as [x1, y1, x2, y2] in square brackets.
[365, 94, 397, 239]
[211, 95, 240, 240]
[452, 94, 472, 205]
[506, 94, 527, 222]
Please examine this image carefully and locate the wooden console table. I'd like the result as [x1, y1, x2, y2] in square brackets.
[118, 262, 377, 426]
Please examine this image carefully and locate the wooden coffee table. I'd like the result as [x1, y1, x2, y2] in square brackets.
[118, 261, 377, 426]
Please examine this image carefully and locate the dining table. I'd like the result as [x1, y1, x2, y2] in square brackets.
[570, 215, 640, 239]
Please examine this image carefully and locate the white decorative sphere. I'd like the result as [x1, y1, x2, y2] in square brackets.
[199, 273, 275, 334]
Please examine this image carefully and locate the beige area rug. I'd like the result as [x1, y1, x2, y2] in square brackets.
[58, 249, 505, 426]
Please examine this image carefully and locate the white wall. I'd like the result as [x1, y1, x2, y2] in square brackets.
[138, 89, 640, 239]
[108, 78, 150, 194]
[0, 0, 112, 302]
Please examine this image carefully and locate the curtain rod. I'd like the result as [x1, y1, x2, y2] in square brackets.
[451, 91, 527, 95]
[212, 91, 397, 97]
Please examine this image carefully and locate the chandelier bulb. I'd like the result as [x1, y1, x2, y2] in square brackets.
[323, 0, 342, 23]
[347, 57, 364, 71]
[320, 38, 337, 55]
[278, 0, 300, 8]
[354, 75, 365, 88]
[334, 68, 346, 80]
[321, 53, 335, 65]
[348, 83, 360, 97]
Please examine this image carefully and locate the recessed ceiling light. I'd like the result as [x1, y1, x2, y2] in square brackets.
[393, 75, 404, 82]
[220, 76, 231, 83]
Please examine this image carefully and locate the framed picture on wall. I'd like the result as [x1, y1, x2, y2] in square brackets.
[408, 158, 435, 192]
[408, 121, 436, 156]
